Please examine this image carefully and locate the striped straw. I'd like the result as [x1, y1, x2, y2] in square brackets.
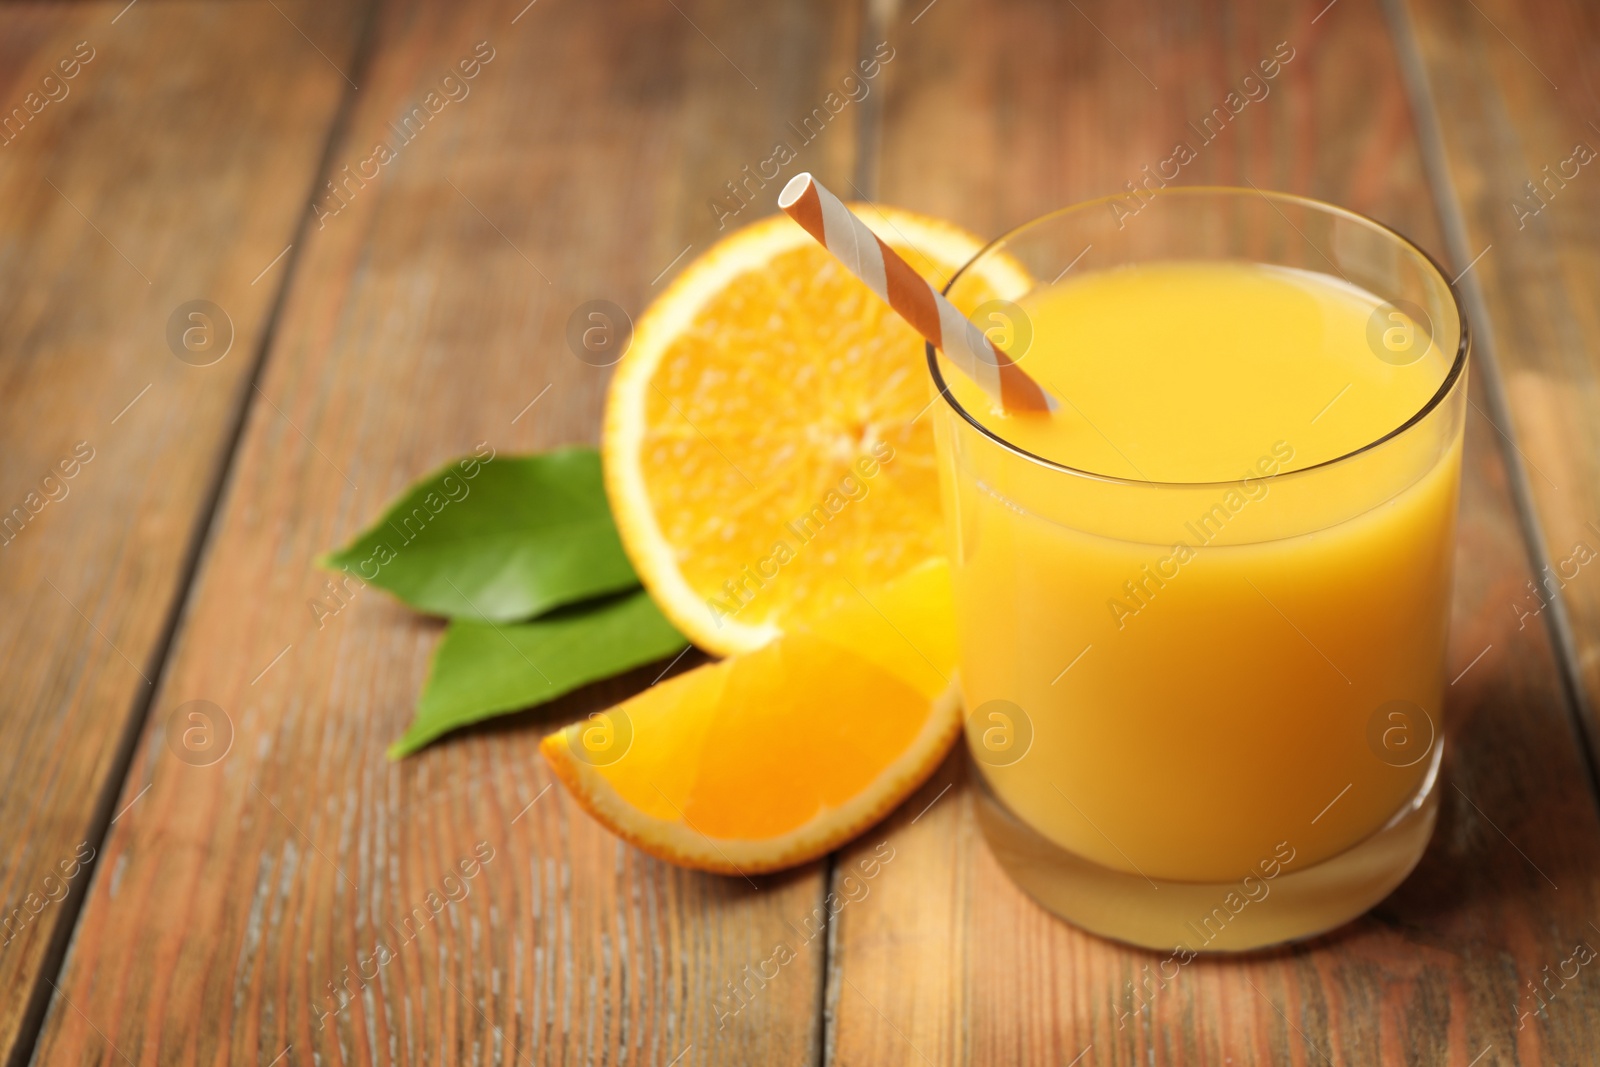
[777, 172, 1056, 415]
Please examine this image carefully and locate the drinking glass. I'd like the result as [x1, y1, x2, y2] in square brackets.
[929, 188, 1468, 951]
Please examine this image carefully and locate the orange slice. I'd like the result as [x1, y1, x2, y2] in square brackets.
[603, 206, 1028, 656]
[540, 560, 959, 874]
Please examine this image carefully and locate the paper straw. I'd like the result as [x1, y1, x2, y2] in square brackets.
[777, 172, 1056, 415]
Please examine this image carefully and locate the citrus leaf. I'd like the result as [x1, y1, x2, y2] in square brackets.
[320, 447, 639, 622]
[390, 590, 687, 758]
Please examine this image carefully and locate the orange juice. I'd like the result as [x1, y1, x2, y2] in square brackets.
[937, 260, 1460, 885]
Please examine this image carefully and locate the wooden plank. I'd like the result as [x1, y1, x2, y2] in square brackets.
[28, 0, 868, 1062]
[1396, 0, 1600, 762]
[0, 2, 362, 1062]
[826, 0, 1600, 1062]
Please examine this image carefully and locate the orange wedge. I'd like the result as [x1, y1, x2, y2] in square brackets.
[540, 560, 959, 874]
[603, 206, 1028, 656]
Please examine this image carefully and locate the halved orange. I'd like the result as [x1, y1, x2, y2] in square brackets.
[540, 560, 959, 874]
[603, 206, 1028, 656]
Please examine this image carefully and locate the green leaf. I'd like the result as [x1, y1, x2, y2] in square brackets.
[390, 589, 688, 758]
[320, 447, 639, 622]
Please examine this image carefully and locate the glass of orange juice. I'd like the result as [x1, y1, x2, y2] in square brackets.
[930, 188, 1467, 951]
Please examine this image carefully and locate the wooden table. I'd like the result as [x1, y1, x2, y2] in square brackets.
[4, 0, 1599, 1062]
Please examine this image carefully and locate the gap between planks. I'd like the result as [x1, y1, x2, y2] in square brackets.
[3, 3, 386, 1066]
[1382, 0, 1600, 805]
[816, 0, 898, 1063]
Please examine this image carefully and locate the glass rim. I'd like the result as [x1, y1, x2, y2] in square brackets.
[925, 186, 1471, 490]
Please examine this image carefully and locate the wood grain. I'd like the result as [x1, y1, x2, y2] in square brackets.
[0, 2, 362, 1062]
[1397, 0, 1600, 759]
[15, 0, 1600, 1062]
[826, 0, 1600, 1062]
[28, 0, 868, 1062]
